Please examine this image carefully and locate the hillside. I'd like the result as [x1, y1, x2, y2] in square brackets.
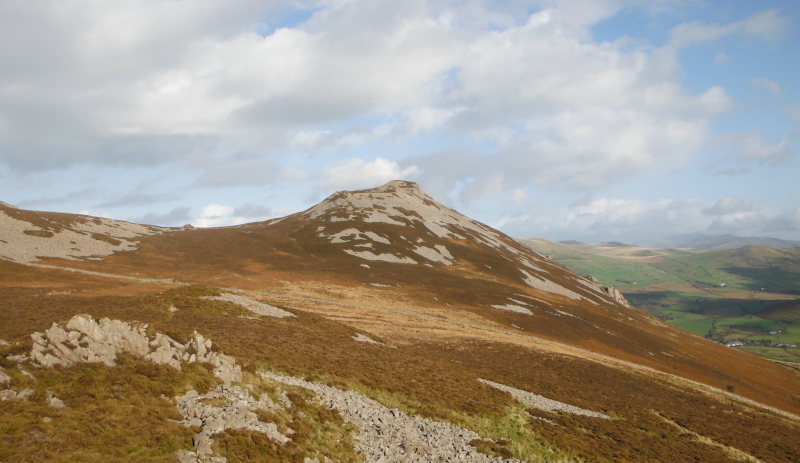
[521, 238, 800, 363]
[2, 182, 800, 462]
[654, 233, 800, 250]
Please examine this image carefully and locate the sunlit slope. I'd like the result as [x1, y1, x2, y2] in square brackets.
[2, 259, 800, 462]
[3, 182, 800, 417]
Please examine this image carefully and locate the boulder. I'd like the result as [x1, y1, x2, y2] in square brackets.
[0, 368, 11, 386]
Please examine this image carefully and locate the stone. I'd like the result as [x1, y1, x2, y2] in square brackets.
[176, 450, 198, 463]
[262, 372, 519, 463]
[45, 324, 69, 344]
[277, 388, 292, 409]
[0, 368, 11, 386]
[145, 345, 182, 370]
[46, 391, 66, 408]
[194, 432, 214, 457]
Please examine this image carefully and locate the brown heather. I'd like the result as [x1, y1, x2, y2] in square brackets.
[1, 182, 799, 462]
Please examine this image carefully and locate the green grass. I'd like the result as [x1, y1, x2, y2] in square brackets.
[0, 355, 213, 462]
[547, 246, 800, 362]
[736, 346, 800, 362]
[666, 313, 715, 337]
[557, 255, 682, 289]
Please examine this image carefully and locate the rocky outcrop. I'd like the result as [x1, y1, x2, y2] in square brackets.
[30, 315, 242, 384]
[175, 384, 291, 463]
[262, 372, 520, 463]
[604, 286, 631, 308]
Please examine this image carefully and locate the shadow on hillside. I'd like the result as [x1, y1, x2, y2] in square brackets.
[720, 267, 800, 295]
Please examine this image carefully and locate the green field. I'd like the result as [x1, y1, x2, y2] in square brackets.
[522, 240, 800, 362]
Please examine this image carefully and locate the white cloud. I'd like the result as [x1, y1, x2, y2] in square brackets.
[728, 131, 796, 165]
[668, 9, 789, 48]
[192, 202, 279, 227]
[701, 196, 753, 216]
[322, 158, 421, 190]
[500, 196, 800, 244]
[698, 86, 734, 114]
[751, 77, 781, 96]
[0, 1, 796, 243]
[193, 204, 236, 228]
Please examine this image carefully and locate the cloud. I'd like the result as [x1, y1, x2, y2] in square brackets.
[701, 196, 753, 216]
[728, 131, 796, 165]
[132, 207, 192, 227]
[191, 202, 280, 228]
[322, 157, 421, 190]
[500, 196, 799, 244]
[96, 193, 179, 209]
[193, 204, 236, 228]
[193, 158, 278, 188]
[751, 77, 781, 96]
[668, 9, 789, 48]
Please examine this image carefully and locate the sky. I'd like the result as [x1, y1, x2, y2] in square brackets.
[1, 0, 798, 245]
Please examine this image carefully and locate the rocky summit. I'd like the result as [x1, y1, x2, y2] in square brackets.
[1, 180, 799, 462]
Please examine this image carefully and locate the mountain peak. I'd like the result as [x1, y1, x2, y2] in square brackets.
[368, 179, 423, 193]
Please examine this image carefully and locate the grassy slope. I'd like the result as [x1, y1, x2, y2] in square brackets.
[2, 268, 800, 462]
[521, 240, 800, 361]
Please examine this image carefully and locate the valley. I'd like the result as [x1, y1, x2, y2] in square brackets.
[519, 238, 800, 363]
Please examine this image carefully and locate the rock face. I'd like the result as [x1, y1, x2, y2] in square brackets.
[604, 286, 631, 308]
[30, 315, 242, 384]
[262, 372, 519, 463]
[175, 384, 291, 463]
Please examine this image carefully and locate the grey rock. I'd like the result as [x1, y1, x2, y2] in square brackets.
[176, 450, 198, 463]
[30, 315, 242, 383]
[46, 391, 66, 408]
[16, 388, 34, 400]
[479, 378, 610, 419]
[0, 368, 11, 385]
[262, 372, 519, 463]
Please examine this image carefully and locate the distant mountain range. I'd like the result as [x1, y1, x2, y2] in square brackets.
[651, 233, 800, 250]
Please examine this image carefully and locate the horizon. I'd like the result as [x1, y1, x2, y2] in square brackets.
[1, 0, 798, 244]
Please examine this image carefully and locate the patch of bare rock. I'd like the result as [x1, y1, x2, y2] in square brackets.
[352, 333, 383, 345]
[202, 293, 295, 318]
[261, 372, 521, 463]
[478, 379, 610, 419]
[176, 384, 291, 463]
[0, 208, 166, 263]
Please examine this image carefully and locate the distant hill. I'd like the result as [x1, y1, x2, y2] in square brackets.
[519, 237, 800, 364]
[654, 233, 800, 250]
